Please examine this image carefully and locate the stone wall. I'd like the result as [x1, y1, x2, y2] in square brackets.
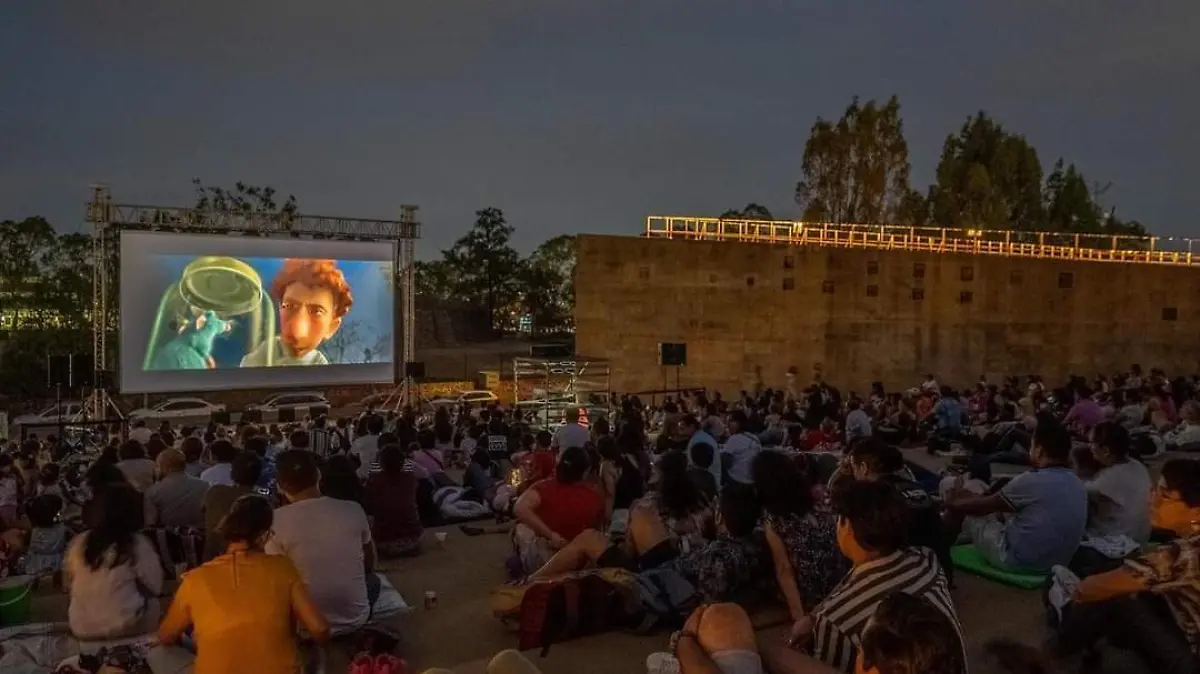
[575, 234, 1200, 394]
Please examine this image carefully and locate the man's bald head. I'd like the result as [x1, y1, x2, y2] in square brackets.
[156, 448, 187, 476]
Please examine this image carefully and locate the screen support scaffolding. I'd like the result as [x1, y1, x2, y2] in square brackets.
[85, 184, 420, 421]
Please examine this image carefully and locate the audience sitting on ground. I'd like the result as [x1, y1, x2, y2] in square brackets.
[267, 449, 379, 634]
[531, 486, 764, 605]
[116, 440, 156, 491]
[944, 420, 1087, 573]
[597, 436, 643, 532]
[512, 446, 603, 575]
[679, 414, 721, 488]
[181, 436, 207, 478]
[1165, 401, 1200, 450]
[754, 450, 846, 626]
[1079, 422, 1152, 546]
[202, 451, 262, 561]
[1056, 519, 1200, 674]
[158, 495, 330, 674]
[768, 479, 965, 673]
[636, 451, 714, 554]
[721, 411, 762, 487]
[686, 442, 719, 502]
[321, 453, 367, 505]
[839, 438, 952, 583]
[25, 493, 68, 575]
[200, 440, 238, 487]
[364, 443, 424, 558]
[1151, 458, 1200, 541]
[351, 414, 385, 480]
[144, 448, 209, 529]
[65, 483, 165, 641]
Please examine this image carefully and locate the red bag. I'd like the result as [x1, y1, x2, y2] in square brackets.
[516, 572, 638, 655]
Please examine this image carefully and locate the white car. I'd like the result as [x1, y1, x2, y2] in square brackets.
[247, 391, 330, 412]
[457, 390, 498, 405]
[13, 401, 85, 428]
[129, 398, 225, 421]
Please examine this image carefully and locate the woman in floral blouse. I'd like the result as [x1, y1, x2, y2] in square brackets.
[754, 450, 847, 627]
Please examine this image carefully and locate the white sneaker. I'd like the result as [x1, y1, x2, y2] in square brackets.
[646, 652, 680, 674]
[1047, 565, 1080, 624]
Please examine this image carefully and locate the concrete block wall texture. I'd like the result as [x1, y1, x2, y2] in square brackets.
[575, 234, 1200, 395]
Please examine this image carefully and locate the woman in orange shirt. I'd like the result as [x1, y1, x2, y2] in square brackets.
[158, 495, 329, 674]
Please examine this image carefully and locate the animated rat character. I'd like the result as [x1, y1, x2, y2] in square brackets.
[150, 310, 233, 371]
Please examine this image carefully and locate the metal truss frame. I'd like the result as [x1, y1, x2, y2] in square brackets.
[85, 184, 420, 420]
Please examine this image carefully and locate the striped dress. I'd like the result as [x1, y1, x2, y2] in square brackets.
[811, 546, 967, 672]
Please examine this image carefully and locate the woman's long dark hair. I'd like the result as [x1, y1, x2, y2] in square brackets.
[656, 451, 705, 519]
[753, 450, 814, 517]
[83, 483, 145, 571]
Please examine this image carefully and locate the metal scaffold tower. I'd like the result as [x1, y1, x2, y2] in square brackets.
[85, 185, 421, 421]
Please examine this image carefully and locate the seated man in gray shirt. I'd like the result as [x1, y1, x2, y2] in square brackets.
[145, 449, 210, 529]
[945, 421, 1087, 573]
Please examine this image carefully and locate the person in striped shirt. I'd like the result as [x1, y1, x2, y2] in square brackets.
[771, 479, 966, 673]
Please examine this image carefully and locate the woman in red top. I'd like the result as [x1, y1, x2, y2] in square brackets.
[513, 446, 602, 574]
[363, 443, 423, 558]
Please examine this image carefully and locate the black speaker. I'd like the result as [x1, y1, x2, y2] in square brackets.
[47, 355, 71, 387]
[312, 405, 330, 419]
[242, 409, 263, 424]
[404, 361, 426, 378]
[659, 342, 687, 366]
[278, 408, 296, 423]
[212, 411, 231, 425]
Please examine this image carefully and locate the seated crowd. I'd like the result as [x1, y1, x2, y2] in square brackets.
[2, 364, 1200, 673]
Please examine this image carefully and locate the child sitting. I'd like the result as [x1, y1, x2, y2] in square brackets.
[36, 462, 63, 499]
[25, 494, 69, 576]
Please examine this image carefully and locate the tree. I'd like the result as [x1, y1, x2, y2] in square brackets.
[1043, 159, 1101, 233]
[520, 234, 576, 333]
[322, 319, 363, 364]
[192, 179, 297, 216]
[795, 96, 913, 224]
[414, 259, 459, 301]
[441, 208, 523, 333]
[927, 113, 1044, 230]
[719, 204, 775, 220]
[0, 217, 58, 330]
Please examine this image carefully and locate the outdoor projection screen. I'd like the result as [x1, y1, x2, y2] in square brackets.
[119, 231, 397, 394]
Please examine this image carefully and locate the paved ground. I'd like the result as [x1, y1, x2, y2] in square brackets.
[25, 447, 1161, 673]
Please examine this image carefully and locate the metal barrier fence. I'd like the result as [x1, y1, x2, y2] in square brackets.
[645, 216, 1200, 267]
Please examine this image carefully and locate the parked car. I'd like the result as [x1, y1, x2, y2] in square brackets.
[457, 390, 498, 405]
[12, 401, 85, 429]
[247, 391, 330, 413]
[129, 398, 225, 421]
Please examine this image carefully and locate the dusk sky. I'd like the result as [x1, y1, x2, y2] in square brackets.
[3, 2, 1197, 255]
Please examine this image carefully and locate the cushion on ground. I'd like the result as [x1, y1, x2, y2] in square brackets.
[950, 545, 1046, 590]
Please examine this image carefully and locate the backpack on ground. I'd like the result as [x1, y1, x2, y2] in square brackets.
[492, 568, 640, 655]
[634, 566, 699, 633]
[491, 567, 638, 624]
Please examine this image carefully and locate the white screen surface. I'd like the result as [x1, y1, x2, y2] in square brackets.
[119, 230, 397, 394]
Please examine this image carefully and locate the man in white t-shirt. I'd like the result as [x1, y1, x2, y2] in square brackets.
[350, 414, 385, 480]
[552, 407, 590, 451]
[128, 420, 154, 447]
[266, 449, 379, 632]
